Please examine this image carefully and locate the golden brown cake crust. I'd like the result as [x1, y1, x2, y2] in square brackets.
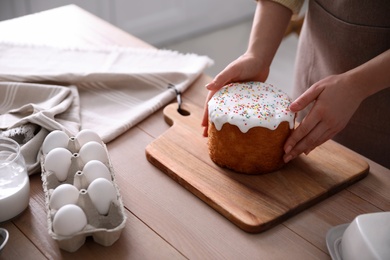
[208, 121, 292, 174]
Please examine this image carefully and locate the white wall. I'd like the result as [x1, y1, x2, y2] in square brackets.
[0, 0, 255, 47]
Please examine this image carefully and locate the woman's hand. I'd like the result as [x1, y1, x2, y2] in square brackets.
[284, 49, 390, 162]
[201, 0, 293, 137]
[283, 74, 365, 162]
[201, 53, 270, 136]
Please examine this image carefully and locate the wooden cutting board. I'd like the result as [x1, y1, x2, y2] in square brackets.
[145, 102, 369, 233]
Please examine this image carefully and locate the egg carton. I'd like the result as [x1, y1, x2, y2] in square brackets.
[40, 131, 127, 252]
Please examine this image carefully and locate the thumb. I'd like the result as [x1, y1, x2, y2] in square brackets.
[206, 66, 238, 91]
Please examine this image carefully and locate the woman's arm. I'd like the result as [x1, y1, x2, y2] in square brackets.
[246, 0, 293, 74]
[284, 49, 390, 162]
[202, 0, 293, 136]
[206, 0, 293, 90]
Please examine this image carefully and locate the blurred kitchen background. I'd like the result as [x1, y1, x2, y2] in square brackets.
[0, 0, 304, 95]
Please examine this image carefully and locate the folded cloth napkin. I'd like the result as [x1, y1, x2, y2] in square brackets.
[0, 82, 80, 173]
[0, 42, 213, 174]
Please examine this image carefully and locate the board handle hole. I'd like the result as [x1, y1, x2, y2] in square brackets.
[178, 108, 190, 116]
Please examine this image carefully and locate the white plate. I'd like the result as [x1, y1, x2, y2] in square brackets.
[326, 223, 349, 260]
[0, 228, 9, 251]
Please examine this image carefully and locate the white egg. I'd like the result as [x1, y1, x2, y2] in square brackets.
[52, 204, 87, 237]
[49, 184, 79, 210]
[42, 130, 69, 154]
[83, 160, 111, 185]
[75, 129, 102, 148]
[88, 178, 117, 215]
[79, 141, 108, 164]
[44, 148, 73, 182]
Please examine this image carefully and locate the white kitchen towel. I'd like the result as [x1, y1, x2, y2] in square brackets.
[0, 42, 212, 173]
[0, 82, 80, 134]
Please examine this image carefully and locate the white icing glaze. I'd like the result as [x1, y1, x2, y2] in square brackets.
[208, 82, 295, 133]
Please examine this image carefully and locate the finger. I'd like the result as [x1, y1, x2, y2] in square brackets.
[201, 92, 211, 127]
[284, 110, 320, 154]
[206, 64, 240, 91]
[201, 107, 209, 137]
[202, 90, 216, 126]
[285, 118, 338, 161]
[290, 84, 324, 112]
[284, 121, 330, 162]
[201, 90, 218, 137]
[205, 81, 218, 90]
[202, 126, 209, 137]
[302, 126, 332, 155]
[304, 127, 338, 155]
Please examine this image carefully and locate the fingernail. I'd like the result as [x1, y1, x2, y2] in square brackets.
[207, 81, 219, 90]
[285, 145, 292, 154]
[205, 82, 213, 89]
[284, 155, 293, 163]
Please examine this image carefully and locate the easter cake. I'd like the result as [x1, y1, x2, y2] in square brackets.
[207, 82, 295, 174]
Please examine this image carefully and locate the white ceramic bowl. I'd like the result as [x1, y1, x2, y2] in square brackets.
[0, 228, 9, 251]
[327, 212, 390, 260]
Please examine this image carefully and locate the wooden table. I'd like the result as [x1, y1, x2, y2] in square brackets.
[1, 5, 389, 260]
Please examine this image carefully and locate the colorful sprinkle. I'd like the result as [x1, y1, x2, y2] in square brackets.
[208, 82, 295, 133]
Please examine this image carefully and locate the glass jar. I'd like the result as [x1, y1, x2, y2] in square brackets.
[0, 137, 30, 222]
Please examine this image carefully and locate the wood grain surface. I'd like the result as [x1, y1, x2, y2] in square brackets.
[146, 102, 370, 233]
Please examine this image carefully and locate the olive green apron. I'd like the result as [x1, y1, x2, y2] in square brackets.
[293, 0, 390, 168]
